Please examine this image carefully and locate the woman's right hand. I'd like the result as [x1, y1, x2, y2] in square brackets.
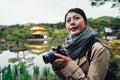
[52, 53, 71, 69]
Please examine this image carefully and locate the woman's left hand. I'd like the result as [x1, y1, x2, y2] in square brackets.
[52, 53, 71, 69]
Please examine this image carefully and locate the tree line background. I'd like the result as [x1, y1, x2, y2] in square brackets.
[0, 16, 120, 43]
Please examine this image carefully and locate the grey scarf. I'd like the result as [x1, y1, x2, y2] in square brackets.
[63, 27, 97, 60]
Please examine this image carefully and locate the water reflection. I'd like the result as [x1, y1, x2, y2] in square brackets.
[0, 40, 50, 69]
[27, 40, 48, 55]
[8, 51, 34, 68]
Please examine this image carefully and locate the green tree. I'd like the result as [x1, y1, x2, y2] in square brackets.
[5, 25, 32, 47]
[0, 29, 2, 37]
[116, 32, 120, 39]
[90, 0, 120, 9]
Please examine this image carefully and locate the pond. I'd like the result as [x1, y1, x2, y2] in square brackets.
[0, 40, 63, 74]
[0, 50, 50, 69]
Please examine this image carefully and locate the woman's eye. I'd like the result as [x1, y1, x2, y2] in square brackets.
[74, 17, 80, 20]
[66, 19, 71, 23]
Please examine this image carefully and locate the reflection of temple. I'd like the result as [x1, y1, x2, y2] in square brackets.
[29, 25, 48, 41]
[27, 41, 48, 54]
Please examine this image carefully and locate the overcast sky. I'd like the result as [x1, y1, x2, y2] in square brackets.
[0, 0, 119, 25]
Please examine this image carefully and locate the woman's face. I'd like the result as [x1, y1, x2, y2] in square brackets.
[65, 12, 87, 36]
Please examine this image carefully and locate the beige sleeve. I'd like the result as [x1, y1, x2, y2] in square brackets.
[53, 60, 85, 80]
[61, 60, 85, 79]
[86, 43, 110, 80]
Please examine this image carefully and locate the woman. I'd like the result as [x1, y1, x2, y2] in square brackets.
[51, 8, 110, 80]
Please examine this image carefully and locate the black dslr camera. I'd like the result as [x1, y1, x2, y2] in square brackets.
[42, 46, 67, 64]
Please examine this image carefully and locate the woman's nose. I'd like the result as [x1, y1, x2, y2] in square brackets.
[70, 19, 75, 25]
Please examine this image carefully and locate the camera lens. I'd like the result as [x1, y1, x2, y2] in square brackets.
[42, 46, 67, 64]
[43, 54, 50, 64]
[42, 52, 57, 64]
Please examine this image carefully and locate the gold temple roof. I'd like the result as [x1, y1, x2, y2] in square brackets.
[31, 26, 46, 30]
[30, 25, 48, 35]
[32, 31, 48, 35]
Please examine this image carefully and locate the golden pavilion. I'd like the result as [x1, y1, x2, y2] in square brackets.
[30, 24, 48, 40]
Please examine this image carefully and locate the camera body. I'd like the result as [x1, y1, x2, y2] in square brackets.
[42, 46, 67, 64]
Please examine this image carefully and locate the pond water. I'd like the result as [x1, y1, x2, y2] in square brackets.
[0, 40, 62, 74]
[0, 50, 50, 68]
